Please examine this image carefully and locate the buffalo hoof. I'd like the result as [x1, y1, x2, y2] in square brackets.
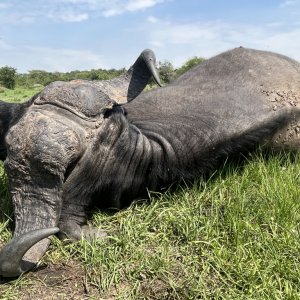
[81, 225, 108, 241]
[58, 221, 107, 242]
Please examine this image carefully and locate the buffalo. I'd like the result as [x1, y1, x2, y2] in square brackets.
[0, 47, 300, 277]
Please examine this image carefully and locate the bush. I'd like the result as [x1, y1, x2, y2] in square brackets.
[0, 66, 17, 89]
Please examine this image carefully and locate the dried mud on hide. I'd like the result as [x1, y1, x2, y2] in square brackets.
[262, 89, 300, 111]
[262, 89, 300, 148]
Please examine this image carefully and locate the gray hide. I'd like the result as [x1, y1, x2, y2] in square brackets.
[0, 49, 161, 161]
[1, 47, 300, 277]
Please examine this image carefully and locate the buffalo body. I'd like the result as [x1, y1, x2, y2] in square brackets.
[1, 47, 300, 276]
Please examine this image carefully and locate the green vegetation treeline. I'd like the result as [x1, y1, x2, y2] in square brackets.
[0, 56, 205, 90]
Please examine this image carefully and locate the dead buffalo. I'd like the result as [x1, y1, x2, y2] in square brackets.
[1, 47, 300, 277]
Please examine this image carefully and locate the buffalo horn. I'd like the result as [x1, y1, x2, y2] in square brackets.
[0, 227, 59, 277]
[142, 50, 162, 87]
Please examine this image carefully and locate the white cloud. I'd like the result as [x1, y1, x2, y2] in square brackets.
[102, 9, 121, 17]
[102, 0, 166, 17]
[57, 0, 99, 4]
[262, 28, 300, 59]
[142, 18, 300, 67]
[1, 2, 300, 73]
[47, 11, 89, 22]
[0, 3, 10, 9]
[0, 12, 36, 24]
[147, 16, 159, 23]
[0, 44, 110, 73]
[280, 0, 298, 7]
[266, 22, 284, 28]
[0, 0, 168, 24]
[148, 20, 232, 51]
[126, 0, 164, 12]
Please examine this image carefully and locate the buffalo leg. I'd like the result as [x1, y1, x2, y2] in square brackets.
[58, 194, 107, 241]
[2, 109, 82, 268]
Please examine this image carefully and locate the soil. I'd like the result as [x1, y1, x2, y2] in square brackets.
[0, 261, 111, 300]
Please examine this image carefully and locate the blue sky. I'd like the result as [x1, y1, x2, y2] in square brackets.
[0, 0, 300, 73]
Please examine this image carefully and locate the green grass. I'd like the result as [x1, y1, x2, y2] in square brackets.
[0, 86, 42, 103]
[1, 152, 300, 299]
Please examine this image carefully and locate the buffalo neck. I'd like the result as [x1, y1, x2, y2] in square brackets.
[95, 109, 196, 207]
[71, 108, 181, 209]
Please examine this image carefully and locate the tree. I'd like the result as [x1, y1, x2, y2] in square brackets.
[89, 70, 99, 80]
[175, 56, 205, 77]
[0, 66, 17, 89]
[28, 70, 53, 86]
[158, 60, 175, 84]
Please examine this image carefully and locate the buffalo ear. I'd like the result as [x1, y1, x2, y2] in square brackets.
[103, 104, 126, 118]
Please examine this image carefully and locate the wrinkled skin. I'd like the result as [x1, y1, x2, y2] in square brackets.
[2, 47, 300, 277]
[0, 48, 161, 161]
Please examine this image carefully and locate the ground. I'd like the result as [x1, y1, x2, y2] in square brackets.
[0, 261, 102, 300]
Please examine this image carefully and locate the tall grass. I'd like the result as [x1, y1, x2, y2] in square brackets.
[1, 151, 300, 299]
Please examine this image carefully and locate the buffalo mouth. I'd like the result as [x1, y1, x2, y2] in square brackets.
[0, 227, 59, 277]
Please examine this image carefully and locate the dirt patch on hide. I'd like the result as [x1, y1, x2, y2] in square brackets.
[262, 89, 300, 111]
[262, 89, 300, 149]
